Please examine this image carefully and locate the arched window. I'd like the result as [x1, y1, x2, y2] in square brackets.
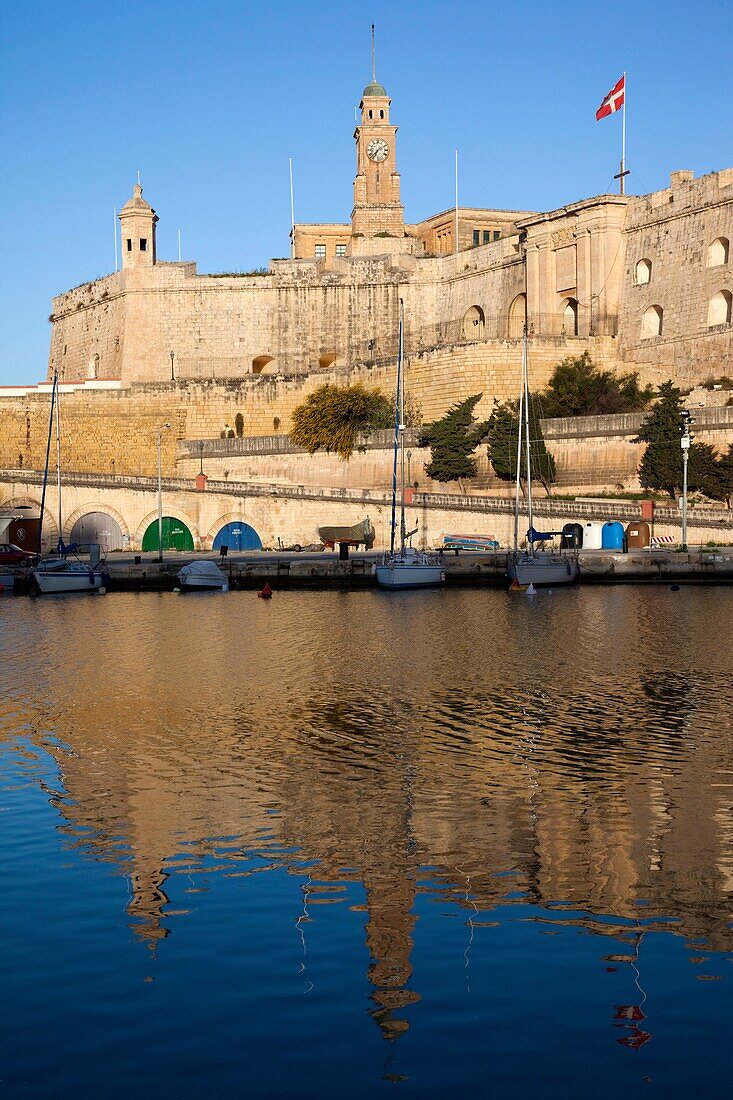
[252, 355, 275, 375]
[508, 294, 526, 338]
[707, 290, 733, 327]
[635, 258, 652, 285]
[707, 237, 730, 267]
[88, 353, 100, 380]
[560, 297, 579, 336]
[641, 305, 664, 338]
[462, 305, 485, 340]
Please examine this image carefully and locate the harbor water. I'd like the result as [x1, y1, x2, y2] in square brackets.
[1, 588, 732, 1097]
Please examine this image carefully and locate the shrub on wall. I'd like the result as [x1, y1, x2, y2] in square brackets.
[289, 383, 392, 460]
[542, 352, 654, 417]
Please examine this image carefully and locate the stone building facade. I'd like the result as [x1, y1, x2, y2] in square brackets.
[41, 69, 731, 401]
[1, 69, 731, 489]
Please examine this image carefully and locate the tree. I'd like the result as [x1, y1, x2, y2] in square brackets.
[634, 381, 685, 497]
[418, 394, 490, 482]
[486, 396, 556, 494]
[715, 445, 733, 508]
[289, 383, 392, 460]
[634, 380, 724, 500]
[542, 351, 654, 418]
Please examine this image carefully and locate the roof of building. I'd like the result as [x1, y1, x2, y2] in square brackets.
[362, 81, 388, 97]
[119, 183, 155, 216]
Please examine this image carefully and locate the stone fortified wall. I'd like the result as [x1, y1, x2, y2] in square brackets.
[3, 336, 628, 481]
[619, 169, 733, 378]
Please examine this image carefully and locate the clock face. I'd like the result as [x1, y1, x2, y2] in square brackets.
[366, 138, 389, 162]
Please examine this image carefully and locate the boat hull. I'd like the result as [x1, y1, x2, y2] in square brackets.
[179, 577, 229, 591]
[177, 563, 229, 591]
[375, 562, 445, 589]
[32, 567, 107, 594]
[506, 553, 579, 588]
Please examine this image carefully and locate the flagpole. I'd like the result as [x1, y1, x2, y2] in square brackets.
[454, 149, 459, 254]
[289, 156, 295, 259]
[621, 71, 627, 195]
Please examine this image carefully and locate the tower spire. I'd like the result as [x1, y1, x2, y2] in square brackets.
[371, 23, 376, 83]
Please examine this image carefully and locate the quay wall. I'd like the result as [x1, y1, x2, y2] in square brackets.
[2, 472, 731, 554]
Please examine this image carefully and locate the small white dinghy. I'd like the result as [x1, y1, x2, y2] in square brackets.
[177, 561, 229, 592]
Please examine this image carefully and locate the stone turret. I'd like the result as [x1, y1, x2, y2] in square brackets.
[118, 183, 158, 269]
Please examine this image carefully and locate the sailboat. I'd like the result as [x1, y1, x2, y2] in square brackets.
[505, 330, 579, 588]
[32, 371, 108, 595]
[375, 300, 445, 590]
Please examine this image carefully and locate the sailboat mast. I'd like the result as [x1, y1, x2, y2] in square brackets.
[522, 329, 534, 556]
[37, 370, 58, 554]
[55, 375, 63, 550]
[398, 299, 406, 555]
[513, 338, 524, 553]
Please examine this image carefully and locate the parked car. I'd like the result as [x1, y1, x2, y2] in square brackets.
[0, 543, 40, 566]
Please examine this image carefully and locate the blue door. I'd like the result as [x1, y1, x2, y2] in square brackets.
[213, 521, 262, 551]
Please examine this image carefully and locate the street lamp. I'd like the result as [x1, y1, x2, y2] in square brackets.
[679, 410, 694, 553]
[156, 423, 171, 562]
[169, 350, 175, 381]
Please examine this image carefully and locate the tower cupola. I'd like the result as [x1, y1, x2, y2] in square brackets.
[118, 183, 158, 269]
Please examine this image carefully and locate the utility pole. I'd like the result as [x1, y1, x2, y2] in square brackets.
[679, 410, 694, 552]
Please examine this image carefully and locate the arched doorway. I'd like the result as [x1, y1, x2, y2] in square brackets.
[462, 305, 485, 340]
[212, 521, 262, 551]
[561, 297, 579, 336]
[508, 294, 527, 338]
[141, 517, 194, 552]
[70, 511, 124, 551]
[252, 355, 275, 375]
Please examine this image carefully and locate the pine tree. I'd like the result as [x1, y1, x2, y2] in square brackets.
[418, 394, 490, 482]
[486, 397, 556, 494]
[716, 444, 733, 508]
[634, 381, 685, 497]
[635, 381, 728, 501]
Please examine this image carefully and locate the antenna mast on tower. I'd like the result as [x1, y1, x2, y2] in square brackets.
[371, 23, 376, 82]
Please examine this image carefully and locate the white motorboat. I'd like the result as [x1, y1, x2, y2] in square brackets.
[376, 300, 445, 591]
[33, 558, 107, 595]
[178, 560, 229, 591]
[506, 329, 579, 589]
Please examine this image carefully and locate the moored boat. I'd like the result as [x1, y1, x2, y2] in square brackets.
[33, 558, 108, 595]
[178, 561, 229, 592]
[376, 300, 445, 592]
[506, 328, 579, 589]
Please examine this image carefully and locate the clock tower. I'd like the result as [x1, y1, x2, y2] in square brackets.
[351, 72, 406, 246]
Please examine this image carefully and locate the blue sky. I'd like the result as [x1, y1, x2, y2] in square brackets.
[0, 0, 731, 385]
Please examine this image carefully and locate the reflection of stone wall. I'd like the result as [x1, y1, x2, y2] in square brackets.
[11, 589, 733, 997]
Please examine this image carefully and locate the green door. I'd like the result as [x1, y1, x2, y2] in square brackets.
[141, 516, 194, 552]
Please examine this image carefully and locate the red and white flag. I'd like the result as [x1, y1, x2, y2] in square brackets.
[596, 74, 625, 120]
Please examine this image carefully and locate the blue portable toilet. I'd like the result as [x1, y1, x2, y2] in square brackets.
[602, 521, 625, 551]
